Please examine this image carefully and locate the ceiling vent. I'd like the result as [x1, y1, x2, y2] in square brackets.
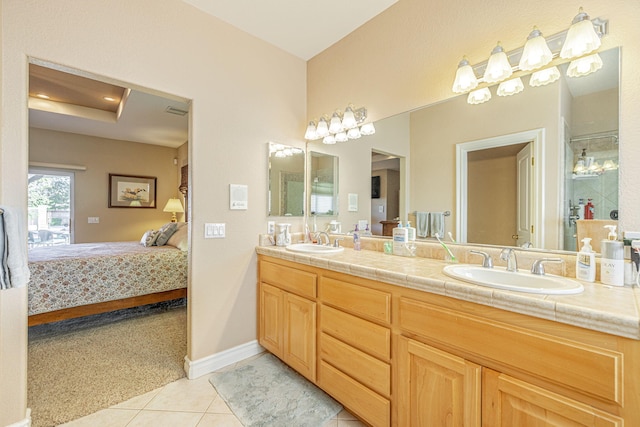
[165, 106, 188, 116]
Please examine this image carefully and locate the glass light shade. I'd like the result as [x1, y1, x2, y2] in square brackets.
[573, 160, 585, 173]
[304, 121, 317, 140]
[335, 131, 348, 142]
[566, 53, 603, 77]
[341, 107, 357, 129]
[274, 150, 286, 158]
[529, 66, 560, 87]
[602, 160, 618, 170]
[360, 122, 376, 136]
[467, 87, 491, 105]
[329, 113, 343, 134]
[322, 135, 336, 145]
[316, 118, 330, 138]
[560, 9, 601, 59]
[518, 28, 553, 71]
[452, 57, 478, 93]
[497, 77, 524, 96]
[347, 127, 361, 139]
[483, 43, 512, 83]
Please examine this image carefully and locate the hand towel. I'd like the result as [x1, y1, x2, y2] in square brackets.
[430, 212, 445, 238]
[0, 206, 30, 289]
[416, 212, 429, 238]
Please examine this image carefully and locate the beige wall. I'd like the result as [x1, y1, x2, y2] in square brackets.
[307, 0, 640, 238]
[30, 128, 181, 242]
[0, 0, 306, 425]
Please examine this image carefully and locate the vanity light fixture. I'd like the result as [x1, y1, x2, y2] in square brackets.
[304, 104, 376, 143]
[452, 8, 608, 105]
[270, 143, 303, 157]
[483, 42, 513, 84]
[497, 77, 524, 97]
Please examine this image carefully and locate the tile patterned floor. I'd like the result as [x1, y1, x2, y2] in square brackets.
[59, 363, 365, 427]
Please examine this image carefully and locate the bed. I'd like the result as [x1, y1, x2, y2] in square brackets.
[27, 224, 188, 326]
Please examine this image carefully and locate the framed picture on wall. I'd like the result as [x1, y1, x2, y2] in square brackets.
[108, 174, 157, 208]
[371, 175, 381, 199]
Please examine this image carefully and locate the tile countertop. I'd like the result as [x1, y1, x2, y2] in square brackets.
[256, 244, 640, 340]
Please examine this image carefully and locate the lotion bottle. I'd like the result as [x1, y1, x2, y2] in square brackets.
[601, 225, 624, 286]
[576, 237, 595, 282]
[405, 221, 416, 241]
[392, 221, 408, 256]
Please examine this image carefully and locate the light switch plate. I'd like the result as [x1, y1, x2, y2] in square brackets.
[88, 217, 99, 223]
[205, 223, 225, 238]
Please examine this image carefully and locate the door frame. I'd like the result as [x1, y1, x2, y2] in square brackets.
[455, 128, 545, 248]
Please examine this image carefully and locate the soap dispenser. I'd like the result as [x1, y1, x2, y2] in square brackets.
[601, 225, 623, 286]
[576, 237, 595, 282]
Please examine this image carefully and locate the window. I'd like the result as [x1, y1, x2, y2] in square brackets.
[28, 168, 74, 247]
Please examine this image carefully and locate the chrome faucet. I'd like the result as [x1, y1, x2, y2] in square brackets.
[316, 231, 331, 246]
[470, 250, 493, 268]
[333, 237, 344, 248]
[531, 258, 563, 275]
[500, 248, 518, 272]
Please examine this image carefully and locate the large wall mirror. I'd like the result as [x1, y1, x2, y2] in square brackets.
[316, 47, 619, 253]
[309, 151, 338, 216]
[268, 142, 304, 217]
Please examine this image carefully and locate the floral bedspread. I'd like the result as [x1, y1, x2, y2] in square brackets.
[28, 241, 187, 315]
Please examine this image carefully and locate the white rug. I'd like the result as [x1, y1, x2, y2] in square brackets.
[209, 353, 342, 427]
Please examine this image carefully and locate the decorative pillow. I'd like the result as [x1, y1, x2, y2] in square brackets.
[155, 222, 179, 246]
[140, 229, 160, 247]
[166, 223, 188, 251]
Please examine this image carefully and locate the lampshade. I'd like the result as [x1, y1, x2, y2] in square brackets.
[483, 43, 512, 83]
[335, 131, 348, 142]
[452, 57, 478, 93]
[341, 107, 357, 129]
[163, 198, 184, 222]
[304, 121, 318, 140]
[329, 113, 343, 133]
[566, 53, 603, 77]
[347, 127, 361, 139]
[497, 77, 524, 96]
[360, 122, 376, 136]
[602, 159, 618, 171]
[529, 66, 560, 87]
[518, 27, 553, 71]
[560, 8, 601, 59]
[322, 135, 336, 145]
[467, 87, 491, 105]
[316, 118, 330, 138]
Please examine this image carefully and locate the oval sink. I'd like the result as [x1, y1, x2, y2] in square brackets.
[443, 264, 584, 295]
[286, 243, 345, 254]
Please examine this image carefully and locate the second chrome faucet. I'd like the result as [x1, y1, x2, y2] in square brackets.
[500, 248, 518, 272]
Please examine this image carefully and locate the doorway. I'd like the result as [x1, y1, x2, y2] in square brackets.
[371, 150, 401, 236]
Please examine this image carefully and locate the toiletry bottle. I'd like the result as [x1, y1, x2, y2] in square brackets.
[353, 224, 361, 251]
[406, 221, 416, 241]
[578, 199, 585, 220]
[584, 199, 594, 220]
[576, 237, 595, 282]
[601, 225, 624, 286]
[392, 221, 408, 256]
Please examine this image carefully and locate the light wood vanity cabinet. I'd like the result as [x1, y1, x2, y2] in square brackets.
[258, 259, 317, 382]
[257, 255, 639, 427]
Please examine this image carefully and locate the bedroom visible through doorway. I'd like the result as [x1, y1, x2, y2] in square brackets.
[28, 168, 73, 246]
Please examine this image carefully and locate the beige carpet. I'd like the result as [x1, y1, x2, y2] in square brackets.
[28, 301, 187, 427]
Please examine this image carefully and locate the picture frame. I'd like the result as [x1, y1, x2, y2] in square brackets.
[108, 174, 157, 208]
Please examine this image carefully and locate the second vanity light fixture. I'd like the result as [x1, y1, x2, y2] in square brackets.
[452, 8, 608, 105]
[304, 104, 376, 144]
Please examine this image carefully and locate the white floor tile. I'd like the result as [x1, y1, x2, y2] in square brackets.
[206, 395, 233, 414]
[59, 408, 138, 427]
[145, 376, 217, 412]
[127, 410, 204, 427]
[113, 387, 162, 410]
[197, 413, 244, 427]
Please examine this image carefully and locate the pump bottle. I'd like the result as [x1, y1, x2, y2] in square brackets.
[601, 225, 623, 286]
[576, 237, 595, 282]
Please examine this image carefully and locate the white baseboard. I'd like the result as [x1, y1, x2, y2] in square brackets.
[184, 340, 264, 379]
[5, 408, 31, 427]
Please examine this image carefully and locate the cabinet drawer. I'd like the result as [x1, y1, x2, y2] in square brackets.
[399, 297, 623, 405]
[321, 305, 390, 361]
[319, 360, 391, 427]
[260, 260, 317, 299]
[320, 276, 391, 324]
[320, 332, 390, 396]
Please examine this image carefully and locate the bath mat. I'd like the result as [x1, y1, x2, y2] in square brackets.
[209, 353, 342, 427]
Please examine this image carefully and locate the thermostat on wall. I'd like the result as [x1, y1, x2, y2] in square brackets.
[230, 184, 248, 210]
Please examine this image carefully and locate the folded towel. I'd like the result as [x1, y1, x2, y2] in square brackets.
[430, 212, 445, 238]
[0, 206, 30, 289]
[416, 212, 429, 238]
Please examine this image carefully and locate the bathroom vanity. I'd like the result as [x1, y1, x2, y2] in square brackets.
[256, 242, 639, 427]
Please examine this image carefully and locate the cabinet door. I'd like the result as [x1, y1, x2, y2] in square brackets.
[284, 292, 316, 382]
[398, 336, 481, 427]
[482, 369, 623, 427]
[259, 282, 283, 358]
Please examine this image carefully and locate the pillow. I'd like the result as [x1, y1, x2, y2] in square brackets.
[166, 223, 188, 251]
[155, 222, 179, 246]
[140, 229, 159, 247]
